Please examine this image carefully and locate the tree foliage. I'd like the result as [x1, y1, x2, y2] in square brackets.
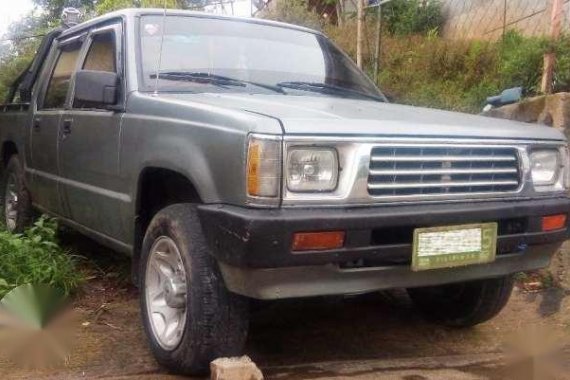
[32, 0, 97, 20]
[0, 11, 49, 102]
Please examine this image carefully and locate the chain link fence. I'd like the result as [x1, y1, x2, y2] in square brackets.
[441, 0, 570, 40]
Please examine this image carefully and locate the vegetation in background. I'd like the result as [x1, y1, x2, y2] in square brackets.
[0, 217, 83, 299]
[382, 0, 443, 36]
[326, 20, 570, 113]
[0, 7, 51, 103]
[96, 0, 200, 15]
[0, 46, 38, 103]
[33, 0, 208, 19]
[260, 0, 323, 30]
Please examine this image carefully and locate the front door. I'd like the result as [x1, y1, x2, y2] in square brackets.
[28, 38, 83, 215]
[58, 23, 127, 241]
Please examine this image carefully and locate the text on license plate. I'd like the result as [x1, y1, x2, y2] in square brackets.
[411, 223, 498, 271]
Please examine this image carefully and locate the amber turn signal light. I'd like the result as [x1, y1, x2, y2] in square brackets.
[542, 214, 567, 232]
[292, 231, 345, 252]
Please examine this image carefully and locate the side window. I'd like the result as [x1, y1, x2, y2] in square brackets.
[83, 32, 116, 73]
[42, 42, 82, 109]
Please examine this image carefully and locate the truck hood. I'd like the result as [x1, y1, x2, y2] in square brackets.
[158, 93, 564, 141]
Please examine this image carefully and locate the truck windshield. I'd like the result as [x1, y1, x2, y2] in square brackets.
[140, 15, 383, 101]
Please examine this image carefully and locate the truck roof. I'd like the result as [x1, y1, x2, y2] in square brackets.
[59, 8, 321, 39]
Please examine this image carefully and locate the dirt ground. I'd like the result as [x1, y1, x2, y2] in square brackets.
[1, 233, 570, 380]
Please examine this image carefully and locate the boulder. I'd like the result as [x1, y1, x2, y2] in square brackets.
[483, 92, 570, 140]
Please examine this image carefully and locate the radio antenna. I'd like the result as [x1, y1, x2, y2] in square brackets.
[153, 0, 168, 95]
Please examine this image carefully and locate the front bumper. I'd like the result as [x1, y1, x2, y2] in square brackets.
[198, 197, 570, 299]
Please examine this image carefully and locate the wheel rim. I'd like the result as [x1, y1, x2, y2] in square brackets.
[145, 236, 188, 351]
[4, 173, 18, 232]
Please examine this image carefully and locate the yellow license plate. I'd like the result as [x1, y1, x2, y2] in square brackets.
[412, 223, 497, 272]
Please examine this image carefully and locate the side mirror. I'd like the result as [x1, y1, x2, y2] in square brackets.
[74, 70, 119, 108]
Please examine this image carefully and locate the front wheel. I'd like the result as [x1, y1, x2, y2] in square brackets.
[407, 275, 514, 327]
[140, 204, 249, 375]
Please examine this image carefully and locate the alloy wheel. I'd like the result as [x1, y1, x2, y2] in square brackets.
[145, 236, 188, 351]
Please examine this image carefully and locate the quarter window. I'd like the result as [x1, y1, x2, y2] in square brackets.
[83, 32, 116, 73]
[42, 42, 82, 109]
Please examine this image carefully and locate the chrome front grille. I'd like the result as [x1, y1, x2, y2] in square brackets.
[368, 146, 521, 197]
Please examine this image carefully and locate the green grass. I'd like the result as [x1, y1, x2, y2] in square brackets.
[0, 217, 84, 299]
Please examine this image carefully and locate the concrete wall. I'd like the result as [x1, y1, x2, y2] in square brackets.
[441, 0, 569, 40]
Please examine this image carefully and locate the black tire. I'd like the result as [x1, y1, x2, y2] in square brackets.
[1, 155, 33, 233]
[407, 275, 514, 327]
[140, 204, 249, 375]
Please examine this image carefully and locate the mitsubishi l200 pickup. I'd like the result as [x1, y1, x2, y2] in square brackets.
[1, 8, 569, 375]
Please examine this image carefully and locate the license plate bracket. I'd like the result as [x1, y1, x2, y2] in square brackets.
[412, 223, 498, 272]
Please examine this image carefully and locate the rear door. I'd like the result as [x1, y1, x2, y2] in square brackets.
[29, 37, 83, 215]
[58, 23, 127, 240]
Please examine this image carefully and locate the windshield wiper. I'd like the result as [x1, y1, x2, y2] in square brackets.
[277, 81, 385, 102]
[151, 71, 286, 94]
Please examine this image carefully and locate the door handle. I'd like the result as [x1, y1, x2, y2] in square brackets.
[62, 120, 72, 139]
[33, 120, 41, 132]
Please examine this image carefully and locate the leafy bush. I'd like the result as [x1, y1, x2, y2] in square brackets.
[383, 0, 443, 36]
[498, 31, 548, 93]
[0, 217, 83, 299]
[548, 35, 570, 92]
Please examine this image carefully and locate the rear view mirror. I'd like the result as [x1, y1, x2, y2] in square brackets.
[74, 70, 118, 108]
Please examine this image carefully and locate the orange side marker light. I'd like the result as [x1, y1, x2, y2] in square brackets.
[292, 231, 346, 252]
[542, 214, 567, 232]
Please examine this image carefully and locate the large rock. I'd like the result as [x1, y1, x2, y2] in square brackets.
[210, 356, 264, 380]
[483, 92, 570, 141]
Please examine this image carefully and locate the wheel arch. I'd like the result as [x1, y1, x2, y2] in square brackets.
[1, 140, 18, 169]
[132, 166, 203, 285]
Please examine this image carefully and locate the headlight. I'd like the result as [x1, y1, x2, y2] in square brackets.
[247, 135, 281, 198]
[287, 147, 338, 192]
[530, 149, 560, 185]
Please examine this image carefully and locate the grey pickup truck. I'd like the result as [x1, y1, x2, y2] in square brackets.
[1, 8, 569, 375]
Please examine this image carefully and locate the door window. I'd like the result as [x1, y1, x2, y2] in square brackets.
[74, 31, 118, 109]
[42, 42, 82, 109]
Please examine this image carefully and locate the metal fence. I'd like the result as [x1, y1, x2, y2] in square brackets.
[441, 0, 570, 40]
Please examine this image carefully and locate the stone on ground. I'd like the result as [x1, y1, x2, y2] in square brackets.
[210, 356, 263, 380]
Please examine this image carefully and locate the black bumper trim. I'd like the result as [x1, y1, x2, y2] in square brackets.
[218, 244, 560, 300]
[198, 197, 570, 268]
